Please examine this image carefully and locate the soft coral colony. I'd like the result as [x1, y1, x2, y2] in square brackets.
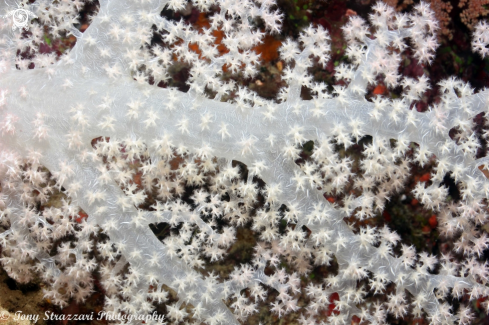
[0, 0, 488, 324]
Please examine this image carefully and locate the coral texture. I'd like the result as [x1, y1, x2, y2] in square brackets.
[0, 0, 488, 325]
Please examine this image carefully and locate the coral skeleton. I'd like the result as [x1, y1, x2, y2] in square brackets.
[0, 0, 488, 324]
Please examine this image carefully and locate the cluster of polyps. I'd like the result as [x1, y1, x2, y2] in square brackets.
[0, 0, 488, 324]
